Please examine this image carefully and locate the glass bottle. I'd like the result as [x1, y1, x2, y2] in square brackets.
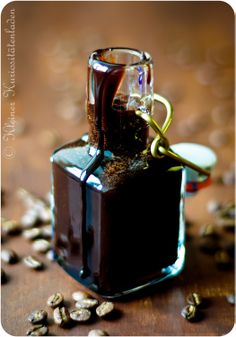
[51, 47, 186, 298]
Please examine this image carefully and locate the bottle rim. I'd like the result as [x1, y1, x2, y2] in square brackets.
[89, 47, 152, 67]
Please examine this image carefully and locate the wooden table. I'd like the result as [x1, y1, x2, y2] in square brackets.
[2, 2, 234, 336]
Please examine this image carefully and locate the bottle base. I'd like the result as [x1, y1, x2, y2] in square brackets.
[54, 243, 185, 299]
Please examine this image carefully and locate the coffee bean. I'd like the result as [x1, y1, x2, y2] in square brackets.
[28, 310, 48, 324]
[70, 308, 91, 322]
[96, 302, 114, 318]
[226, 294, 235, 305]
[26, 324, 48, 336]
[215, 250, 232, 269]
[72, 290, 91, 301]
[46, 249, 55, 261]
[88, 329, 109, 336]
[23, 256, 44, 270]
[75, 298, 98, 309]
[47, 292, 64, 308]
[217, 202, 235, 219]
[1, 268, 7, 283]
[21, 209, 39, 228]
[41, 225, 52, 239]
[1, 219, 21, 235]
[1, 248, 18, 264]
[207, 200, 221, 214]
[199, 224, 218, 238]
[23, 228, 42, 240]
[53, 306, 70, 327]
[181, 304, 198, 322]
[199, 237, 220, 254]
[32, 239, 51, 253]
[37, 207, 51, 223]
[186, 293, 203, 307]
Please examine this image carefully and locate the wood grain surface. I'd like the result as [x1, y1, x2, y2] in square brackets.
[1, 2, 235, 336]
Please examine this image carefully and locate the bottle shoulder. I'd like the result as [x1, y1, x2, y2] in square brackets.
[51, 135, 183, 192]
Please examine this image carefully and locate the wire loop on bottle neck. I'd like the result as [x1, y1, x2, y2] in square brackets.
[135, 93, 210, 177]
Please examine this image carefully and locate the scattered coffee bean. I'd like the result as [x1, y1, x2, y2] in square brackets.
[200, 224, 218, 238]
[37, 207, 51, 223]
[41, 225, 52, 239]
[216, 218, 235, 231]
[96, 302, 114, 318]
[1, 248, 18, 264]
[199, 237, 220, 254]
[23, 256, 44, 270]
[226, 294, 235, 305]
[186, 293, 203, 307]
[28, 310, 48, 324]
[217, 202, 235, 219]
[26, 324, 48, 336]
[88, 329, 109, 336]
[53, 306, 71, 327]
[47, 292, 64, 308]
[21, 209, 39, 228]
[1, 219, 21, 235]
[32, 239, 51, 253]
[181, 304, 198, 322]
[207, 200, 221, 214]
[215, 250, 232, 269]
[46, 249, 55, 261]
[1, 268, 7, 283]
[75, 298, 98, 309]
[72, 290, 91, 301]
[70, 308, 91, 322]
[23, 228, 42, 240]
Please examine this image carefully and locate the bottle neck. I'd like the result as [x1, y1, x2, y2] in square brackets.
[87, 65, 148, 156]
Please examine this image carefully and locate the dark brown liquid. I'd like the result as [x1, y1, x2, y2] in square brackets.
[52, 51, 184, 296]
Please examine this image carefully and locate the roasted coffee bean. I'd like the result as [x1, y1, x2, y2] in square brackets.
[226, 294, 235, 305]
[1, 219, 21, 235]
[181, 304, 198, 322]
[46, 249, 54, 261]
[88, 329, 109, 336]
[21, 209, 39, 228]
[199, 224, 218, 238]
[23, 228, 42, 240]
[1, 248, 18, 264]
[75, 298, 98, 309]
[23, 256, 44, 270]
[199, 237, 220, 254]
[26, 324, 48, 336]
[32, 239, 51, 253]
[96, 302, 114, 318]
[207, 200, 221, 214]
[38, 207, 51, 223]
[186, 293, 203, 307]
[28, 310, 48, 324]
[1, 268, 7, 283]
[72, 290, 91, 301]
[70, 308, 91, 322]
[41, 225, 52, 239]
[47, 292, 64, 308]
[216, 217, 235, 231]
[53, 306, 70, 327]
[215, 250, 232, 269]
